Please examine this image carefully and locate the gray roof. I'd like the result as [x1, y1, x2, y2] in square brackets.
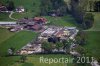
[0, 22, 17, 25]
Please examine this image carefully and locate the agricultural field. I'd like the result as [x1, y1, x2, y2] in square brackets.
[0, 28, 14, 44]
[0, 30, 38, 56]
[0, 29, 38, 66]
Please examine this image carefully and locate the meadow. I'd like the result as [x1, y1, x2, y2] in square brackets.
[0, 30, 38, 56]
[84, 31, 100, 59]
[11, 54, 74, 66]
[44, 15, 77, 27]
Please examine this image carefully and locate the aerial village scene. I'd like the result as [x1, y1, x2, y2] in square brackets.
[0, 0, 100, 66]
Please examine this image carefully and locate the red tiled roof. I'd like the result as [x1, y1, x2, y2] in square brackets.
[32, 24, 41, 30]
[33, 17, 47, 22]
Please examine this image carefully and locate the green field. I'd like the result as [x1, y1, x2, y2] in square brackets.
[44, 15, 77, 27]
[84, 31, 100, 59]
[0, 29, 38, 66]
[0, 13, 13, 21]
[84, 13, 100, 60]
[12, 12, 33, 20]
[0, 29, 14, 44]
[0, 30, 38, 56]
[0, 54, 74, 66]
[0, 29, 74, 66]
[11, 54, 73, 66]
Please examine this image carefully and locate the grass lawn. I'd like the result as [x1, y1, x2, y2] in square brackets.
[11, 54, 74, 66]
[84, 31, 100, 59]
[0, 30, 38, 56]
[0, 13, 14, 21]
[44, 15, 77, 27]
[82, 13, 100, 60]
[12, 12, 33, 19]
[0, 29, 38, 66]
[0, 0, 41, 10]
[0, 56, 20, 66]
[0, 28, 14, 44]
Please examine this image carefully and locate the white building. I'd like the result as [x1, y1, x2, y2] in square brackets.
[16, 6, 25, 13]
[0, 22, 17, 26]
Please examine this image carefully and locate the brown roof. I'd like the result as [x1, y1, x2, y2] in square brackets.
[33, 17, 47, 23]
[32, 24, 41, 30]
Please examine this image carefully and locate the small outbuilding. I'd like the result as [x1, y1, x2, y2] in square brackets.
[16, 6, 25, 13]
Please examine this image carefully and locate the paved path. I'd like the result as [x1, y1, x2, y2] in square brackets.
[9, 11, 18, 20]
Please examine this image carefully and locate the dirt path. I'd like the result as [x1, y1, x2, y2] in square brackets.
[9, 11, 18, 20]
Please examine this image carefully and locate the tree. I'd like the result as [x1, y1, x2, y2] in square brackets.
[70, 0, 88, 23]
[56, 42, 63, 51]
[48, 36, 59, 43]
[82, 13, 94, 29]
[62, 39, 73, 53]
[75, 30, 86, 45]
[8, 47, 15, 56]
[42, 42, 53, 53]
[40, 0, 52, 15]
[20, 55, 27, 63]
[74, 46, 86, 55]
[40, 0, 68, 16]
[6, 0, 15, 11]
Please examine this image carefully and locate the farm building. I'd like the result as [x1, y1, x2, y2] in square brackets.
[17, 17, 47, 30]
[33, 17, 47, 24]
[18, 17, 47, 25]
[0, 22, 17, 26]
[38, 26, 78, 42]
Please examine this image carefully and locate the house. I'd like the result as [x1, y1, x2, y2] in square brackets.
[33, 17, 47, 24]
[16, 6, 25, 13]
[10, 25, 23, 32]
[0, 22, 17, 26]
[0, 4, 7, 12]
[17, 18, 34, 25]
[56, 30, 70, 38]
[31, 24, 42, 30]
